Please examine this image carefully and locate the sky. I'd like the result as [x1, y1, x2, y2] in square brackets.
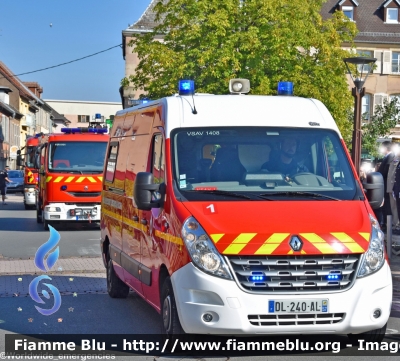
[0, 0, 152, 102]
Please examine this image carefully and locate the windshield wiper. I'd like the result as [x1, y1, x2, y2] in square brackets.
[258, 191, 341, 201]
[186, 189, 254, 200]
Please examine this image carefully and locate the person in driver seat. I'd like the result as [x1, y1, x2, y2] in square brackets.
[261, 137, 308, 178]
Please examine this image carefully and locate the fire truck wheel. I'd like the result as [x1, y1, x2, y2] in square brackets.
[106, 258, 129, 298]
[24, 204, 30, 210]
[348, 322, 387, 344]
[36, 203, 42, 223]
[161, 277, 184, 337]
[43, 218, 49, 231]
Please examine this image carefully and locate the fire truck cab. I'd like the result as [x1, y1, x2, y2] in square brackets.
[100, 80, 390, 341]
[35, 127, 109, 230]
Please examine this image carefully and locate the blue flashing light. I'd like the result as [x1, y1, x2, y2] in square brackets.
[61, 127, 107, 134]
[61, 185, 67, 191]
[277, 81, 294, 96]
[326, 274, 342, 280]
[178, 80, 195, 96]
[250, 275, 265, 281]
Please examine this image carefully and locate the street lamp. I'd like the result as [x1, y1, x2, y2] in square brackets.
[343, 56, 377, 174]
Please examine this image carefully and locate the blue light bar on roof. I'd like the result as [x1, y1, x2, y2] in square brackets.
[178, 80, 195, 96]
[277, 81, 294, 96]
[61, 127, 107, 134]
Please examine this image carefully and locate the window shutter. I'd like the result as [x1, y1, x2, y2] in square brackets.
[374, 50, 382, 73]
[374, 94, 387, 113]
[383, 51, 391, 74]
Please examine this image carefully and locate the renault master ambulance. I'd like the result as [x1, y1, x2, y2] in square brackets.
[100, 80, 390, 341]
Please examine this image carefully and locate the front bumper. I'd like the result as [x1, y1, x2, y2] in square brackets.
[24, 186, 36, 205]
[43, 203, 101, 222]
[171, 262, 392, 335]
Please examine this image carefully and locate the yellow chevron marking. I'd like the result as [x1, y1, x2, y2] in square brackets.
[155, 230, 183, 245]
[210, 234, 224, 243]
[76, 177, 85, 183]
[65, 177, 75, 183]
[54, 177, 64, 183]
[98, 176, 103, 182]
[224, 233, 256, 254]
[87, 177, 96, 183]
[255, 233, 289, 255]
[102, 207, 122, 222]
[359, 232, 370, 242]
[288, 248, 307, 255]
[46, 176, 53, 183]
[300, 233, 337, 254]
[331, 232, 365, 253]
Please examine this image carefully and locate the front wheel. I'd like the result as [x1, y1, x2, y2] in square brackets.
[348, 322, 387, 344]
[161, 277, 184, 337]
[36, 203, 42, 223]
[106, 258, 129, 298]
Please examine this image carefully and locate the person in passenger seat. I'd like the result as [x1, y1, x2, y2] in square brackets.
[261, 137, 308, 178]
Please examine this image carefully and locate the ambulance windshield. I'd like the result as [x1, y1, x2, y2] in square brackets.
[48, 141, 107, 173]
[172, 127, 358, 201]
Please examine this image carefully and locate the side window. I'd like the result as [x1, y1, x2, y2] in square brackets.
[105, 142, 118, 182]
[152, 134, 165, 184]
[322, 136, 349, 185]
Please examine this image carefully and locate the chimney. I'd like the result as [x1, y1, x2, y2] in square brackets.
[0, 86, 12, 105]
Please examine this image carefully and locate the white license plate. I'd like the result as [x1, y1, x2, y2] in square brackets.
[269, 299, 328, 314]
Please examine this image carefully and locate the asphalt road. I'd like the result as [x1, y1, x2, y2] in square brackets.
[0, 193, 101, 259]
[0, 193, 400, 360]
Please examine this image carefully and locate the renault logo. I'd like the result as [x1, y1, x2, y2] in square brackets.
[84, 186, 88, 191]
[289, 236, 303, 252]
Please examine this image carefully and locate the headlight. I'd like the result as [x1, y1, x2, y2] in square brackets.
[181, 217, 232, 280]
[24, 187, 34, 193]
[45, 206, 61, 212]
[357, 215, 385, 278]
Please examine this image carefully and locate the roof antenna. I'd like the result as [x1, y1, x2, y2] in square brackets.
[191, 93, 197, 114]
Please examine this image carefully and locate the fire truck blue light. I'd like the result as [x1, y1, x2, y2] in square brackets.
[179, 80, 195, 95]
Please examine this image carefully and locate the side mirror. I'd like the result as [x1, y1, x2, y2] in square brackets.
[133, 172, 165, 210]
[363, 172, 384, 210]
[16, 155, 23, 167]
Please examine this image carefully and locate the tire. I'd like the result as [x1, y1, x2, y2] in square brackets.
[161, 277, 184, 337]
[348, 322, 387, 344]
[24, 203, 30, 210]
[36, 203, 42, 223]
[106, 258, 129, 298]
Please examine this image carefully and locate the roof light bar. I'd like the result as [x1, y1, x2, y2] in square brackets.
[178, 80, 195, 96]
[61, 128, 107, 134]
[277, 81, 294, 96]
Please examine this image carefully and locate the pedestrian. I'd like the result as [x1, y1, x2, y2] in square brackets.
[388, 143, 400, 229]
[375, 141, 395, 231]
[0, 166, 13, 205]
[4, 165, 10, 199]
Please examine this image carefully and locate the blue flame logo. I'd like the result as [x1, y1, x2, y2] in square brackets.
[29, 225, 62, 316]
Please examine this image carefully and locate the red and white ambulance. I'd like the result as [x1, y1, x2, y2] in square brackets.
[100, 80, 390, 341]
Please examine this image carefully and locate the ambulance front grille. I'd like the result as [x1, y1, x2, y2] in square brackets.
[248, 313, 346, 326]
[226, 255, 360, 294]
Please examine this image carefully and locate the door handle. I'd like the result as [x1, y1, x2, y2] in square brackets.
[132, 216, 139, 221]
[140, 219, 147, 225]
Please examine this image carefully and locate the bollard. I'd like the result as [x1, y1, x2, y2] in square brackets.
[387, 215, 392, 260]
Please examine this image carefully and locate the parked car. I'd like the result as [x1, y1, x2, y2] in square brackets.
[6, 170, 24, 193]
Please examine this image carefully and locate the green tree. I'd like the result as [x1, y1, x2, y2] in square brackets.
[123, 0, 357, 140]
[362, 97, 400, 157]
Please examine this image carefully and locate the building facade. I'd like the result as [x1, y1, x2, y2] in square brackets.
[0, 62, 55, 169]
[44, 100, 122, 129]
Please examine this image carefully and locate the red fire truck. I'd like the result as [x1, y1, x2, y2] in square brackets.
[35, 127, 109, 230]
[17, 135, 40, 209]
